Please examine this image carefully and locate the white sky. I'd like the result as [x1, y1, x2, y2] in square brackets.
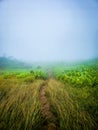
[0, 0, 98, 62]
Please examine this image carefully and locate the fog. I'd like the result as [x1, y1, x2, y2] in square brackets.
[0, 0, 98, 62]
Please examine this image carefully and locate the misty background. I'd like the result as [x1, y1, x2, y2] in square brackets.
[0, 0, 98, 62]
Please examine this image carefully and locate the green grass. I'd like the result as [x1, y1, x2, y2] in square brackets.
[0, 62, 98, 130]
[46, 79, 96, 130]
[0, 77, 44, 130]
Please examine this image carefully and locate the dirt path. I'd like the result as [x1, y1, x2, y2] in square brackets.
[39, 81, 57, 130]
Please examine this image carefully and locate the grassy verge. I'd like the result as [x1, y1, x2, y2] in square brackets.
[0, 75, 44, 130]
[46, 79, 96, 130]
[0, 64, 98, 130]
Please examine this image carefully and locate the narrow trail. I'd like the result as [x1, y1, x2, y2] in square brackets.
[39, 80, 57, 130]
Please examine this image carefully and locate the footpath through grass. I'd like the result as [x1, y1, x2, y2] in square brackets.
[0, 64, 98, 130]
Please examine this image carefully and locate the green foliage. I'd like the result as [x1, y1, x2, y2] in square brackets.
[54, 65, 98, 88]
[1, 70, 48, 81]
[54, 63, 98, 128]
[0, 61, 98, 130]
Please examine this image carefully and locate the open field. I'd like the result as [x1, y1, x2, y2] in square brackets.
[0, 60, 98, 130]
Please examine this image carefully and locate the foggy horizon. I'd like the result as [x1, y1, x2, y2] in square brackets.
[0, 0, 98, 62]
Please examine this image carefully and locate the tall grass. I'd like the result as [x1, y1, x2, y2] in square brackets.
[46, 79, 96, 130]
[0, 70, 97, 130]
[0, 76, 44, 130]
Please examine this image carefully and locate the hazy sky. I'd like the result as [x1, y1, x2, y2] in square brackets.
[0, 0, 98, 62]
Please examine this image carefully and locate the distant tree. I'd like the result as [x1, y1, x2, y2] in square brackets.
[37, 66, 42, 69]
[30, 70, 34, 74]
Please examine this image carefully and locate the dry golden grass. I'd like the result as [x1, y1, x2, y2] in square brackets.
[0, 76, 44, 130]
[0, 75, 97, 130]
[46, 79, 96, 130]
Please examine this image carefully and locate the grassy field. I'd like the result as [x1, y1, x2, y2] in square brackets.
[0, 61, 98, 130]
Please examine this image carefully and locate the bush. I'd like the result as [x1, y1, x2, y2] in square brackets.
[23, 75, 35, 83]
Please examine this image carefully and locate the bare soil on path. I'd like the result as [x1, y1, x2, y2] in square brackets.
[39, 80, 57, 130]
